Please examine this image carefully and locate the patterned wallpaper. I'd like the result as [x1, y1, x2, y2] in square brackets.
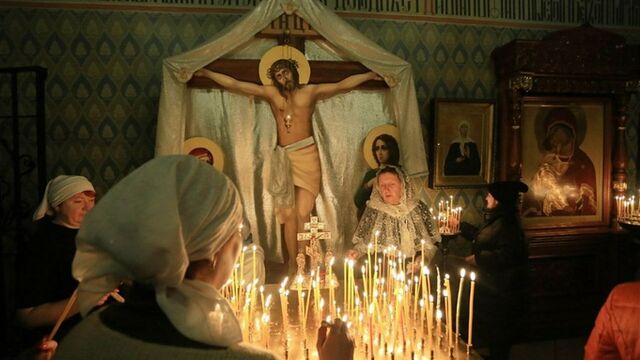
[1, 5, 638, 228]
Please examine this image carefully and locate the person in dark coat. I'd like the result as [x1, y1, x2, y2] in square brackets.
[459, 180, 530, 360]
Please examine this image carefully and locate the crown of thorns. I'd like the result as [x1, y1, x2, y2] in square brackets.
[267, 59, 299, 80]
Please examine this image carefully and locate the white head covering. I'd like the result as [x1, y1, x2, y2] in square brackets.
[368, 165, 418, 217]
[355, 165, 439, 257]
[32, 175, 95, 221]
[73, 155, 244, 347]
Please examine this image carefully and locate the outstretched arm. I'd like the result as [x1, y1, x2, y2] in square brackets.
[194, 68, 270, 99]
[313, 71, 381, 100]
[16, 298, 78, 329]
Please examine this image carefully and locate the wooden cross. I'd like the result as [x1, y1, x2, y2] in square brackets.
[297, 216, 331, 273]
[187, 13, 387, 90]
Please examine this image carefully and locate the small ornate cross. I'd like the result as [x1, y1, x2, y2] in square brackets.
[296, 216, 331, 274]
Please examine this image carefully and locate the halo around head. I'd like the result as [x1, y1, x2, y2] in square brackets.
[363, 124, 400, 169]
[183, 137, 225, 172]
[259, 45, 310, 86]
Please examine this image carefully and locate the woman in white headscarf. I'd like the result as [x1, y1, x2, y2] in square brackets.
[347, 165, 440, 263]
[54, 156, 353, 360]
[15, 175, 96, 349]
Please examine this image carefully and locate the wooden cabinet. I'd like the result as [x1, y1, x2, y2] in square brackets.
[491, 24, 640, 339]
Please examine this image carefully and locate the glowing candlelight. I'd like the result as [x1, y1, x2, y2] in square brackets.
[252, 245, 257, 283]
[436, 267, 441, 314]
[259, 285, 265, 311]
[343, 258, 348, 315]
[368, 303, 374, 358]
[468, 272, 476, 349]
[328, 256, 335, 317]
[456, 268, 466, 342]
[279, 278, 289, 336]
[436, 309, 443, 346]
[444, 275, 453, 349]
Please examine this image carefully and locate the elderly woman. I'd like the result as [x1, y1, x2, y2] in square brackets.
[16, 175, 96, 348]
[54, 156, 353, 360]
[354, 133, 400, 219]
[347, 165, 440, 263]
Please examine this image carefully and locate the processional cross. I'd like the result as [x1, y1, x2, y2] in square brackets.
[296, 216, 331, 276]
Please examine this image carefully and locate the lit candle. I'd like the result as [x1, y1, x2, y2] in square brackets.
[468, 272, 476, 349]
[413, 275, 420, 320]
[239, 246, 247, 295]
[419, 298, 425, 340]
[445, 275, 453, 349]
[296, 275, 303, 328]
[279, 277, 289, 335]
[328, 257, 335, 317]
[436, 267, 441, 314]
[368, 303, 375, 358]
[436, 309, 443, 347]
[262, 313, 270, 348]
[259, 285, 265, 311]
[361, 265, 368, 310]
[343, 259, 348, 315]
[456, 268, 466, 342]
[367, 243, 373, 293]
[428, 294, 434, 340]
[252, 245, 257, 282]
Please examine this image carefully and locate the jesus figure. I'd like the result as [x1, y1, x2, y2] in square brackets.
[194, 57, 380, 274]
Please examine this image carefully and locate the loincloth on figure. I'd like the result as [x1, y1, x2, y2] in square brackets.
[269, 136, 321, 217]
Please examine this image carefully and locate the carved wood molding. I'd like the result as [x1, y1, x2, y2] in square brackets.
[495, 24, 640, 82]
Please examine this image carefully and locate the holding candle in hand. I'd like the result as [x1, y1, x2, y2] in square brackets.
[437, 196, 462, 234]
[459, 181, 531, 360]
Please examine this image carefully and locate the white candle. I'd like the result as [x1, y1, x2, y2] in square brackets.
[456, 268, 466, 342]
[468, 272, 476, 347]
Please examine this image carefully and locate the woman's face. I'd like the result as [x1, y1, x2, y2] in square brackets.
[54, 192, 95, 228]
[485, 192, 498, 209]
[378, 172, 403, 205]
[374, 139, 390, 165]
[548, 125, 573, 149]
[459, 123, 469, 137]
[210, 231, 243, 289]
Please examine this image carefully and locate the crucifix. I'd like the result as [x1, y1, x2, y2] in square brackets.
[296, 216, 331, 276]
[188, 12, 387, 275]
[187, 13, 387, 90]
